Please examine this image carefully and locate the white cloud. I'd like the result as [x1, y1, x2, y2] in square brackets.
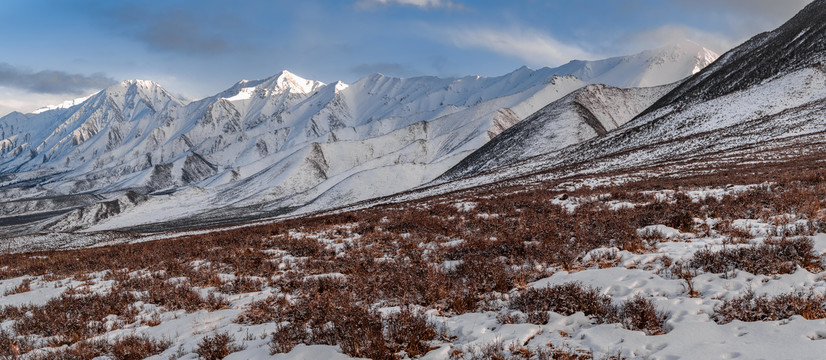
[675, 0, 811, 23]
[666, 0, 811, 52]
[356, 0, 464, 10]
[443, 26, 599, 67]
[0, 86, 92, 116]
[616, 25, 740, 55]
[616, 0, 810, 57]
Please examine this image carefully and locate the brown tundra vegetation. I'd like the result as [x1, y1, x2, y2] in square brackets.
[0, 151, 825, 359]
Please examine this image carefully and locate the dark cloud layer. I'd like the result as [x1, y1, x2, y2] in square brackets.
[138, 10, 231, 55]
[0, 63, 116, 94]
[100, 4, 241, 56]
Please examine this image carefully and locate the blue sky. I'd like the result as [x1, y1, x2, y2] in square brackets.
[0, 0, 812, 115]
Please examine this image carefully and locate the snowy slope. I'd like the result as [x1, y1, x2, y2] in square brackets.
[550, 40, 717, 88]
[415, 0, 826, 198]
[0, 43, 716, 234]
[647, 2, 826, 111]
[439, 82, 678, 181]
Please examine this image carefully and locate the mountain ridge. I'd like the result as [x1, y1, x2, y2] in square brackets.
[423, 1, 826, 199]
[0, 42, 718, 235]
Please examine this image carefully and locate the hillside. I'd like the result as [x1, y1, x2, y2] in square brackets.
[438, 83, 678, 181]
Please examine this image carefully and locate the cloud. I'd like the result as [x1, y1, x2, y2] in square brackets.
[0, 63, 116, 95]
[671, 0, 811, 47]
[139, 10, 231, 55]
[351, 63, 418, 77]
[675, 0, 811, 23]
[617, 25, 738, 55]
[0, 87, 98, 116]
[100, 4, 242, 56]
[356, 0, 465, 10]
[443, 26, 599, 67]
[619, 0, 811, 56]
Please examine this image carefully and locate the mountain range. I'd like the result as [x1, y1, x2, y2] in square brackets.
[5, 2, 826, 359]
[0, 41, 718, 236]
[423, 0, 826, 198]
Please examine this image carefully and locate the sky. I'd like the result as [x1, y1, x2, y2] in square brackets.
[0, 0, 813, 116]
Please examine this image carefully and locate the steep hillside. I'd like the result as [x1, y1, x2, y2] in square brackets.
[646, 0, 826, 112]
[421, 0, 826, 198]
[439, 83, 677, 181]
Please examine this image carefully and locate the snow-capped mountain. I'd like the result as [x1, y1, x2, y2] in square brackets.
[549, 40, 718, 88]
[0, 43, 716, 235]
[427, 0, 826, 195]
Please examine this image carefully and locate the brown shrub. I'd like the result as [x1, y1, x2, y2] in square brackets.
[236, 295, 290, 325]
[269, 323, 304, 354]
[221, 276, 266, 294]
[3, 278, 32, 296]
[117, 275, 228, 312]
[109, 335, 171, 360]
[195, 332, 244, 360]
[510, 282, 668, 335]
[0, 329, 32, 359]
[13, 290, 138, 344]
[27, 339, 109, 360]
[510, 282, 616, 322]
[690, 237, 822, 275]
[618, 296, 668, 335]
[260, 279, 439, 359]
[713, 290, 826, 323]
[384, 308, 438, 357]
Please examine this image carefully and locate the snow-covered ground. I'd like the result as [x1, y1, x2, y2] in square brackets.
[3, 233, 824, 359]
[2, 178, 825, 359]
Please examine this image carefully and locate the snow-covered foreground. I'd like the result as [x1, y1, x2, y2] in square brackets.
[2, 171, 825, 359]
[3, 231, 825, 359]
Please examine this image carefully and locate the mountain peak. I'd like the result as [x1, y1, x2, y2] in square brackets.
[648, 40, 719, 75]
[26, 80, 174, 115]
[120, 79, 161, 88]
[659, 39, 705, 51]
[333, 80, 349, 93]
[104, 79, 169, 96]
[99, 79, 182, 109]
[269, 70, 325, 94]
[640, 40, 718, 63]
[221, 71, 325, 101]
